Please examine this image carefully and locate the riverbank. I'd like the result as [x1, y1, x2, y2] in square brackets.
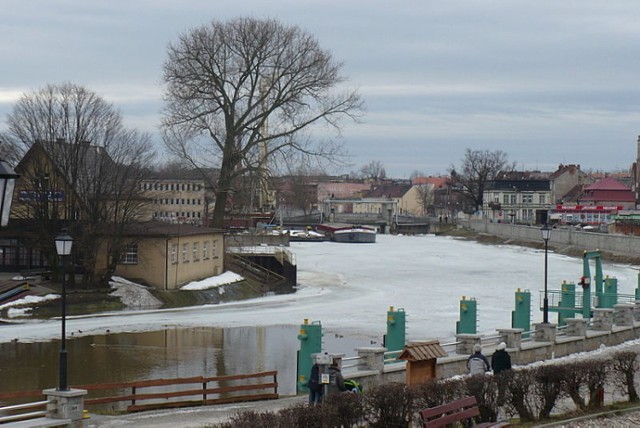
[438, 225, 640, 266]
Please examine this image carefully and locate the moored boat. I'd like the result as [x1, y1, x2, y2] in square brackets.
[317, 223, 377, 243]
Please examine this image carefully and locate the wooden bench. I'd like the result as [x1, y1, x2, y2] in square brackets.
[419, 396, 510, 428]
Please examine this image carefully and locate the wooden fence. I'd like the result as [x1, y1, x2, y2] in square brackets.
[0, 370, 278, 414]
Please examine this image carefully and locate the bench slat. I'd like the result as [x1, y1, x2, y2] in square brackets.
[420, 396, 482, 428]
[420, 396, 477, 418]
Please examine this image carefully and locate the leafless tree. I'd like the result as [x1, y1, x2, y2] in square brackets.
[358, 160, 386, 181]
[414, 184, 434, 216]
[161, 17, 362, 228]
[448, 149, 514, 213]
[1, 83, 155, 288]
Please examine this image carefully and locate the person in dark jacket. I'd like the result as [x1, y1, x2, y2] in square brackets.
[467, 344, 490, 375]
[492, 342, 512, 411]
[491, 342, 512, 375]
[326, 358, 347, 395]
[308, 363, 323, 405]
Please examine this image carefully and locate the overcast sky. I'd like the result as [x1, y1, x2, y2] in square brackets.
[3, 1, 640, 178]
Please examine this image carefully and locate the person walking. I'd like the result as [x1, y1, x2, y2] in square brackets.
[491, 342, 512, 375]
[326, 358, 347, 396]
[467, 344, 490, 375]
[492, 341, 512, 416]
[308, 363, 323, 405]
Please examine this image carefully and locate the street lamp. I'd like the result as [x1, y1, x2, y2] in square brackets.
[55, 230, 73, 391]
[0, 160, 19, 227]
[541, 223, 551, 323]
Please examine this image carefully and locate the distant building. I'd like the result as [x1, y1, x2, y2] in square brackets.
[578, 177, 635, 208]
[483, 179, 552, 224]
[95, 222, 225, 290]
[139, 170, 217, 226]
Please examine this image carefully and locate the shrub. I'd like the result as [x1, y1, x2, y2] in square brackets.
[584, 359, 608, 409]
[321, 392, 367, 427]
[502, 369, 536, 422]
[532, 364, 566, 419]
[610, 350, 639, 402]
[364, 382, 416, 428]
[561, 360, 589, 410]
[464, 374, 499, 423]
[413, 377, 466, 409]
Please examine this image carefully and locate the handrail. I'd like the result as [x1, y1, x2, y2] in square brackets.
[0, 371, 278, 414]
[0, 399, 51, 424]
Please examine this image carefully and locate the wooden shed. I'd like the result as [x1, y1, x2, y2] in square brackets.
[398, 341, 448, 385]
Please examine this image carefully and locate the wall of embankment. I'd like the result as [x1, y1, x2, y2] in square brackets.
[349, 306, 640, 389]
[463, 219, 640, 260]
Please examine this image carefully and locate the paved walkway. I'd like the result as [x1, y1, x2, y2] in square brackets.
[84, 395, 307, 428]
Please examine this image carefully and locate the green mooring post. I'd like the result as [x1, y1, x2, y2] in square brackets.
[456, 296, 477, 334]
[601, 276, 618, 308]
[384, 306, 406, 357]
[558, 281, 576, 326]
[296, 319, 322, 393]
[636, 273, 640, 301]
[511, 289, 531, 331]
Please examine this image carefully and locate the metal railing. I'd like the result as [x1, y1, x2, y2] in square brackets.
[0, 399, 51, 424]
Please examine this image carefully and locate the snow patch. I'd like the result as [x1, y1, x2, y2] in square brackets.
[109, 276, 162, 309]
[181, 271, 244, 291]
[0, 294, 59, 310]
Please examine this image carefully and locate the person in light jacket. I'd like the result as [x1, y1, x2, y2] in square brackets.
[467, 344, 490, 375]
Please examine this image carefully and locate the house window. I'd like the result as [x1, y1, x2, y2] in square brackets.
[503, 195, 509, 204]
[203, 241, 209, 259]
[120, 244, 138, 264]
[193, 242, 199, 261]
[171, 243, 178, 263]
[182, 243, 189, 262]
[539, 194, 546, 204]
[510, 195, 516, 204]
[523, 194, 533, 204]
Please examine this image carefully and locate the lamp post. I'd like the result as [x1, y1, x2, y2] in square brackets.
[541, 223, 551, 323]
[0, 160, 19, 227]
[55, 230, 73, 391]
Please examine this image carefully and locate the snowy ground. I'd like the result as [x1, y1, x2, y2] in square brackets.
[0, 234, 638, 344]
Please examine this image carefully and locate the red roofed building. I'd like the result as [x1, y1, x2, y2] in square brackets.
[578, 177, 635, 209]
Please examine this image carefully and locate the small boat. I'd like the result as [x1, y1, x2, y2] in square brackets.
[284, 229, 328, 242]
[317, 223, 377, 243]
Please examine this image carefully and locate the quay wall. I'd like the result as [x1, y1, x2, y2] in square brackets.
[346, 314, 640, 390]
[464, 219, 640, 258]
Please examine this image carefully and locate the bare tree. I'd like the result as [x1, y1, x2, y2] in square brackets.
[414, 184, 434, 216]
[448, 149, 514, 213]
[358, 160, 386, 181]
[2, 83, 155, 287]
[161, 17, 362, 228]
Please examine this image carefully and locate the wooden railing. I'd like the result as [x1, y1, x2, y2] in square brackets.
[0, 370, 278, 414]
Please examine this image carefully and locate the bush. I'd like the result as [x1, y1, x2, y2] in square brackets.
[464, 374, 499, 423]
[502, 369, 536, 422]
[364, 382, 416, 428]
[414, 377, 466, 409]
[322, 393, 366, 427]
[532, 364, 566, 419]
[610, 351, 639, 402]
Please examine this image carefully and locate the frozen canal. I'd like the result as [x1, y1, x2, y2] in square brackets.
[1, 233, 638, 344]
[2, 233, 639, 396]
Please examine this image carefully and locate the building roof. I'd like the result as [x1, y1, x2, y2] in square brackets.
[412, 176, 448, 188]
[398, 340, 448, 362]
[584, 177, 631, 191]
[365, 183, 413, 198]
[549, 164, 583, 180]
[118, 221, 225, 237]
[486, 179, 551, 192]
